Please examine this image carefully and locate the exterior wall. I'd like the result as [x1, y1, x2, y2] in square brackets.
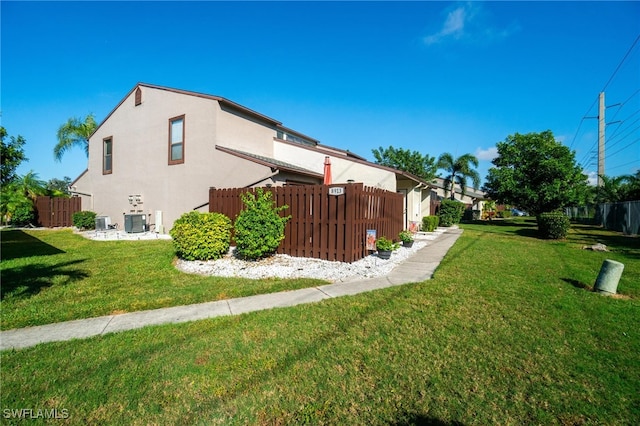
[396, 179, 425, 230]
[273, 140, 396, 191]
[215, 104, 277, 157]
[74, 86, 274, 232]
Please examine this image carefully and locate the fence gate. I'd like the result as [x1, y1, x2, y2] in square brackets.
[35, 196, 82, 227]
[209, 184, 403, 263]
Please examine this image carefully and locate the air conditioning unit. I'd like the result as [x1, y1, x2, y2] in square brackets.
[124, 214, 146, 233]
[95, 216, 111, 231]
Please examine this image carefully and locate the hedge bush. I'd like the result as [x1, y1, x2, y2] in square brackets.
[11, 205, 35, 227]
[422, 215, 440, 232]
[72, 211, 97, 230]
[234, 188, 291, 260]
[170, 211, 232, 260]
[537, 212, 570, 239]
[438, 199, 465, 227]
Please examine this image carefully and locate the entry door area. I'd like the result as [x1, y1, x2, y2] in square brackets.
[397, 189, 408, 230]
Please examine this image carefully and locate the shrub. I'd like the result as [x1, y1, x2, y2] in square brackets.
[398, 230, 414, 243]
[72, 211, 97, 230]
[438, 199, 465, 227]
[498, 210, 512, 219]
[11, 205, 35, 226]
[537, 212, 570, 239]
[422, 215, 440, 232]
[234, 188, 291, 260]
[170, 211, 232, 261]
[375, 236, 399, 251]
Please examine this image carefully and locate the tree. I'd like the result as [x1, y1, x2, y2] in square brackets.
[595, 175, 630, 203]
[47, 176, 73, 196]
[54, 114, 98, 161]
[13, 171, 47, 202]
[1, 126, 28, 185]
[482, 131, 589, 216]
[436, 152, 480, 200]
[371, 145, 437, 181]
[0, 171, 46, 226]
[623, 170, 640, 201]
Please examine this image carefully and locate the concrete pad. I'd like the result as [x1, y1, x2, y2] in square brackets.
[0, 316, 113, 350]
[227, 287, 330, 315]
[104, 300, 231, 333]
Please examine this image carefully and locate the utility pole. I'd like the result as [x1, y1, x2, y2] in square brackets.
[597, 92, 605, 187]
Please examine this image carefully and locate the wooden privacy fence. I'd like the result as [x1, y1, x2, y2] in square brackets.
[35, 196, 82, 227]
[209, 183, 403, 263]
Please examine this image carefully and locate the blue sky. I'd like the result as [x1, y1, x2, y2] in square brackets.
[2, 1, 639, 186]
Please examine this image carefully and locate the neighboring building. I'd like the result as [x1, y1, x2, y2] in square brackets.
[430, 177, 486, 212]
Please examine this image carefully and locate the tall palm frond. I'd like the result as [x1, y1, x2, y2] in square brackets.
[54, 114, 97, 161]
[15, 171, 47, 202]
[437, 152, 480, 200]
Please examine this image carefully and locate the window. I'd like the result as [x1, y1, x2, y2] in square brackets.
[103, 137, 113, 174]
[169, 115, 185, 165]
[135, 87, 142, 106]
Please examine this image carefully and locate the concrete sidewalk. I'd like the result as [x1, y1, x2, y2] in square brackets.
[0, 228, 462, 351]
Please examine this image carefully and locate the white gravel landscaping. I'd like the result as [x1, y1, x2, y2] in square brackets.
[176, 229, 449, 282]
[76, 226, 451, 282]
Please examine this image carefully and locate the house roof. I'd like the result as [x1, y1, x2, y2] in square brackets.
[90, 83, 320, 145]
[215, 145, 323, 179]
[274, 137, 431, 187]
[431, 177, 486, 199]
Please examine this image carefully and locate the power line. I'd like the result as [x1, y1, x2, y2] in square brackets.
[569, 34, 640, 150]
[608, 159, 640, 172]
[599, 34, 640, 93]
[604, 137, 640, 160]
[607, 118, 640, 150]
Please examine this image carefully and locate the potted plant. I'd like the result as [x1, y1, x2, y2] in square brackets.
[376, 236, 398, 259]
[398, 230, 414, 248]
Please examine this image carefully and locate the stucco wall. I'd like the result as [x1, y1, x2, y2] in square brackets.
[273, 140, 396, 191]
[74, 86, 273, 232]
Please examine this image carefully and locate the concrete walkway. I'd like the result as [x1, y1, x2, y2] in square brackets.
[0, 228, 462, 351]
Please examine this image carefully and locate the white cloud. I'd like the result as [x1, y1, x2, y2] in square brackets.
[586, 170, 598, 186]
[424, 4, 470, 45]
[475, 146, 498, 161]
[423, 2, 517, 46]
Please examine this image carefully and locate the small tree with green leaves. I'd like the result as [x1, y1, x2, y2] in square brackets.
[234, 188, 291, 260]
[483, 131, 588, 216]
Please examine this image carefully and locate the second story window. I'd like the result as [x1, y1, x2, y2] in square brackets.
[169, 115, 185, 165]
[103, 137, 113, 174]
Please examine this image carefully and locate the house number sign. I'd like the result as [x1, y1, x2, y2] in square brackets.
[329, 187, 345, 196]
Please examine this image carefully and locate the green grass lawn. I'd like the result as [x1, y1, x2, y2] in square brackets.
[0, 229, 327, 330]
[1, 220, 639, 424]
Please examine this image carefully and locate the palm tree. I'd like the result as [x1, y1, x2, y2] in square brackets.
[0, 171, 46, 225]
[436, 153, 481, 200]
[596, 174, 630, 203]
[54, 114, 98, 161]
[14, 170, 47, 202]
[622, 170, 640, 201]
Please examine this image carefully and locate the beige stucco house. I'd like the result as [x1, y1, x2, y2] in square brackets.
[71, 83, 441, 233]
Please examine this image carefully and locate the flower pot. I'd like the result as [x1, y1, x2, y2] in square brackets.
[403, 241, 414, 248]
[377, 250, 392, 260]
